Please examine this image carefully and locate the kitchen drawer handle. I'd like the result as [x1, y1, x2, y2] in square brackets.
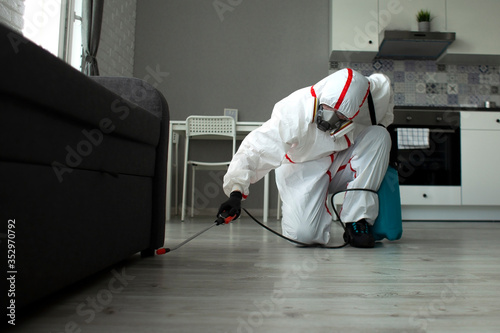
[423, 193, 428, 198]
[496, 119, 500, 123]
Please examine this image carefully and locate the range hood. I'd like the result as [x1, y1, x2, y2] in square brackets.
[376, 30, 456, 60]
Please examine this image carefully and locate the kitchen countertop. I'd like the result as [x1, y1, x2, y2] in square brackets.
[394, 105, 500, 112]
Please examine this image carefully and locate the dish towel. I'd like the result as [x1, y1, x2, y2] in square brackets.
[397, 128, 430, 149]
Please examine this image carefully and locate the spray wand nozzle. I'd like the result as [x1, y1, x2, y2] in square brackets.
[215, 211, 237, 225]
[155, 212, 236, 255]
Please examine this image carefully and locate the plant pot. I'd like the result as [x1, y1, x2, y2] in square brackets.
[418, 21, 430, 32]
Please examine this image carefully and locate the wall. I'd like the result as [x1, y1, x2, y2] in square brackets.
[133, 0, 330, 122]
[98, 0, 137, 77]
[331, 60, 500, 107]
[134, 0, 330, 215]
[0, 0, 24, 32]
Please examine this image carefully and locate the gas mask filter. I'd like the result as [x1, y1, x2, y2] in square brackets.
[316, 106, 351, 134]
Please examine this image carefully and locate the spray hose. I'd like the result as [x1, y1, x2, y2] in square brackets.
[155, 188, 378, 254]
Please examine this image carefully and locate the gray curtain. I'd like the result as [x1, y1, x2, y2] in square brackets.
[81, 0, 104, 76]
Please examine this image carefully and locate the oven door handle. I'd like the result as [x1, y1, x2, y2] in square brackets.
[393, 128, 456, 133]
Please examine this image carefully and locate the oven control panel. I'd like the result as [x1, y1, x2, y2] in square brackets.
[392, 109, 460, 128]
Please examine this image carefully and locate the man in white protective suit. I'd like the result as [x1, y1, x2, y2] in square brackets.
[218, 68, 394, 248]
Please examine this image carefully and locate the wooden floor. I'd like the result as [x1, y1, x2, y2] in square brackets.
[13, 216, 500, 333]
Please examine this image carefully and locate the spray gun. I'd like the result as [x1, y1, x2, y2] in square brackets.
[155, 211, 236, 255]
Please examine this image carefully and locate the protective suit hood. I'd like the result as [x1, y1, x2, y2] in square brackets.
[313, 68, 370, 120]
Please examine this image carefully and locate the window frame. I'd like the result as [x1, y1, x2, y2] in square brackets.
[23, 0, 83, 71]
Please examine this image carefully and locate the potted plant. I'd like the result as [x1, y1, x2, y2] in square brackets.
[416, 9, 431, 32]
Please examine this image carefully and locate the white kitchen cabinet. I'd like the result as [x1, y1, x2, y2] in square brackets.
[461, 111, 500, 205]
[330, 0, 379, 62]
[378, 0, 446, 33]
[330, 0, 448, 62]
[440, 0, 500, 64]
[400, 186, 461, 206]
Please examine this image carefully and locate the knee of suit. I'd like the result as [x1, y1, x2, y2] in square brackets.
[292, 224, 327, 245]
[361, 125, 391, 155]
[379, 127, 392, 157]
[367, 125, 390, 144]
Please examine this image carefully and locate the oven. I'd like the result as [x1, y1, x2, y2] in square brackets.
[387, 108, 461, 206]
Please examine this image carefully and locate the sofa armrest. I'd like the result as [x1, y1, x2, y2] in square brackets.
[91, 76, 170, 252]
[89, 77, 167, 120]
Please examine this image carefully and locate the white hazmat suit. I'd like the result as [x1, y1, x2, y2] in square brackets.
[223, 68, 394, 245]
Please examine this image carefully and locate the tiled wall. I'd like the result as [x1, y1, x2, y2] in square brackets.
[332, 60, 500, 107]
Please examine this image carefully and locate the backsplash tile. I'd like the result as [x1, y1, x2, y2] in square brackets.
[332, 60, 500, 107]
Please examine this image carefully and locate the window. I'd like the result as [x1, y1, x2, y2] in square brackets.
[23, 0, 83, 71]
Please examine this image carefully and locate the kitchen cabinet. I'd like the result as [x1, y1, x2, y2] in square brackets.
[400, 186, 461, 205]
[440, 0, 500, 64]
[378, 0, 446, 33]
[330, 0, 448, 62]
[330, 0, 379, 62]
[330, 0, 500, 64]
[461, 111, 500, 205]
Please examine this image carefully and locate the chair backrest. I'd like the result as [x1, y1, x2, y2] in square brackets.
[185, 115, 237, 157]
[186, 115, 235, 136]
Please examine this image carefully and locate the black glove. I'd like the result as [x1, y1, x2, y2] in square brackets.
[217, 191, 242, 220]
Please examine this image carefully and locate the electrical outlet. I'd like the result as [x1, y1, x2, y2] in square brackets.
[224, 108, 238, 122]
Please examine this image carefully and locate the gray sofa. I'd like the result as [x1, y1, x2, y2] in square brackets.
[0, 23, 169, 310]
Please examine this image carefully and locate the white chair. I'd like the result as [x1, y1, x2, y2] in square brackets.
[181, 116, 236, 221]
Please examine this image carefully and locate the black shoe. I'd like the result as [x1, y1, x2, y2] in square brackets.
[343, 219, 375, 248]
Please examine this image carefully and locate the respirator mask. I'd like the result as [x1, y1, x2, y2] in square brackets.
[316, 105, 351, 134]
